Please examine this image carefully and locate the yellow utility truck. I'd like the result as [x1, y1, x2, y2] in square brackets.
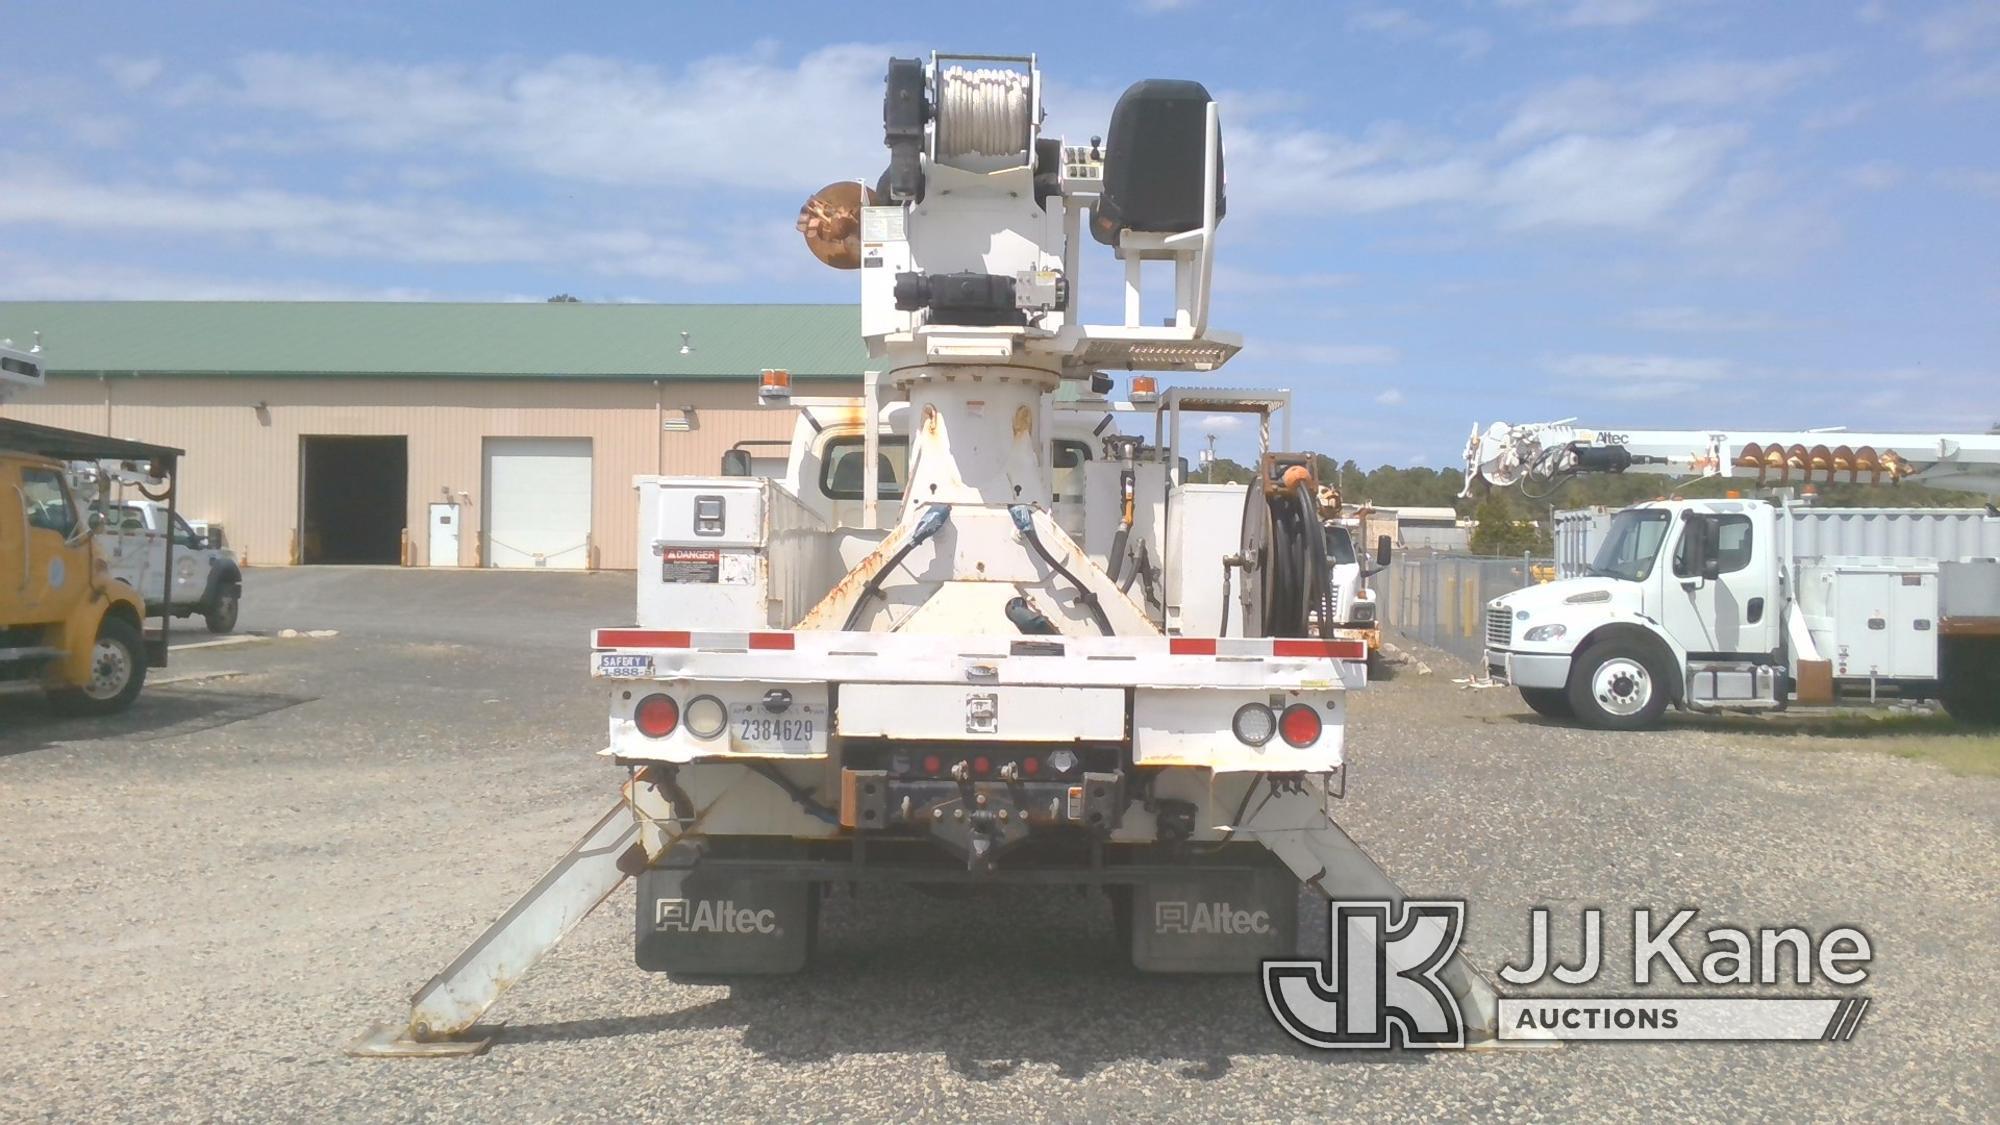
[2, 336, 180, 715]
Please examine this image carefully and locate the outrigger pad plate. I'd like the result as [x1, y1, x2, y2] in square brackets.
[342, 1021, 505, 1058]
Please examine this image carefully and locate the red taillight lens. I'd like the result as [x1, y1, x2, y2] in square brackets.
[1021, 755, 1041, 776]
[921, 753, 942, 776]
[1279, 703, 1321, 748]
[971, 755, 992, 776]
[634, 694, 679, 738]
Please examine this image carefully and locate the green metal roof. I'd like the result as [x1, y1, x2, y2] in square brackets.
[0, 301, 866, 380]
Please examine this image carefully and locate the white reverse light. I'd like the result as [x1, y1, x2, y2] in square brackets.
[684, 695, 728, 739]
[1232, 702, 1277, 747]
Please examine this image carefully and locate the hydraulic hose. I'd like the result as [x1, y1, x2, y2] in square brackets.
[1010, 504, 1114, 635]
[843, 503, 951, 631]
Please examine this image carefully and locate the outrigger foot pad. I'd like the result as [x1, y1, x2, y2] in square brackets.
[343, 1021, 506, 1059]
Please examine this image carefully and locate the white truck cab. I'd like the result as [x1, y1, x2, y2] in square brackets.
[1323, 519, 1389, 655]
[1486, 498, 2000, 728]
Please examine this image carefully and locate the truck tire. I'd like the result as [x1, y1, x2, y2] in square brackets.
[204, 583, 241, 634]
[1519, 687, 1574, 720]
[1938, 638, 2000, 727]
[48, 616, 147, 716]
[1566, 639, 1668, 730]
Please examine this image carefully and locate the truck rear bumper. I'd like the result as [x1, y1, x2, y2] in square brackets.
[1485, 648, 1570, 690]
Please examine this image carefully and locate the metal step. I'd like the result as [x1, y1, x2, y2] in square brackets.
[1685, 660, 1783, 709]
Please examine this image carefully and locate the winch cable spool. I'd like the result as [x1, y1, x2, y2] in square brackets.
[934, 66, 1031, 163]
[1238, 474, 1335, 639]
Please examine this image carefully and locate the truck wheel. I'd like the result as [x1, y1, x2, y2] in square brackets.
[1567, 640, 1668, 730]
[204, 584, 241, 634]
[48, 616, 148, 716]
[1519, 687, 1574, 720]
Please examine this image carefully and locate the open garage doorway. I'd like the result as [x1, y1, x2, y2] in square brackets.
[300, 435, 407, 564]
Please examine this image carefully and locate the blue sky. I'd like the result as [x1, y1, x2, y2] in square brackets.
[4, 0, 1997, 467]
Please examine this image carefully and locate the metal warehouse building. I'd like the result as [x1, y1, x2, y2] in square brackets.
[0, 302, 863, 570]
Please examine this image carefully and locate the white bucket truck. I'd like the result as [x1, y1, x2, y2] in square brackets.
[1464, 421, 2000, 728]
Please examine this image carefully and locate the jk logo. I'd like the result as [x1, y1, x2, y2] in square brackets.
[1262, 899, 1467, 1049]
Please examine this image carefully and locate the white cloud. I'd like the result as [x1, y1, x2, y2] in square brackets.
[0, 251, 456, 301]
[1264, 342, 1403, 365]
[100, 55, 165, 91]
[1489, 125, 1745, 229]
[1211, 266, 1362, 292]
[1197, 414, 1246, 431]
[1543, 352, 1743, 399]
[1936, 168, 2000, 198]
[205, 45, 892, 192]
[0, 167, 737, 283]
[1500, 55, 1839, 144]
[1133, 0, 1199, 10]
[1544, 352, 1739, 380]
[1932, 61, 2000, 98]
[1802, 98, 1873, 131]
[1917, 2, 2000, 52]
[1500, 0, 1669, 28]
[1630, 305, 1786, 333]
[1374, 388, 1406, 405]
[1231, 122, 1487, 214]
[1842, 160, 1904, 190]
[1345, 7, 1495, 58]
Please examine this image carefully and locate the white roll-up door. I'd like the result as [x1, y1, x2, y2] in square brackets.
[484, 438, 593, 569]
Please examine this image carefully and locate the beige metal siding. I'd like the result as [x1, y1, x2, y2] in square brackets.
[3, 376, 851, 569]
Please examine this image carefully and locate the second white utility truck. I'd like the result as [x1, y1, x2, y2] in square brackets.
[1465, 421, 2000, 728]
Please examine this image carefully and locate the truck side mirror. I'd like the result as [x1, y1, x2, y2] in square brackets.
[1375, 534, 1392, 567]
[88, 509, 108, 532]
[719, 449, 753, 477]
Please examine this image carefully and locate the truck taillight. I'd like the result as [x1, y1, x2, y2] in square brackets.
[921, 753, 943, 776]
[1278, 703, 1321, 748]
[635, 694, 679, 738]
[1021, 755, 1041, 776]
[971, 755, 992, 776]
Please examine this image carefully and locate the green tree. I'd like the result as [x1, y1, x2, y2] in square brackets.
[1468, 492, 1551, 556]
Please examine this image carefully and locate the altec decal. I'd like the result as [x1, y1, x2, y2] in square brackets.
[1155, 900, 1273, 936]
[654, 898, 778, 935]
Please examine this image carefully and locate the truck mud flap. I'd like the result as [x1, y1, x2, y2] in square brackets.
[1125, 857, 1297, 973]
[635, 863, 816, 975]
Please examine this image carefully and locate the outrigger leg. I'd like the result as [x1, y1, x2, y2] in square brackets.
[345, 801, 642, 1057]
[1240, 778, 1508, 1045]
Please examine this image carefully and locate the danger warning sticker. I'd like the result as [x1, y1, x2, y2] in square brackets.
[661, 547, 721, 584]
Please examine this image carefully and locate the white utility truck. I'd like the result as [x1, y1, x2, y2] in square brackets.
[353, 53, 1506, 1055]
[1464, 420, 2000, 728]
[66, 475, 242, 634]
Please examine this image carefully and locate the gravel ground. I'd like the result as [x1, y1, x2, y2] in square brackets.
[2, 568, 1995, 1122]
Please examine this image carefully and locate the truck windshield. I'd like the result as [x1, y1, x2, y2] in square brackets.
[1590, 509, 1670, 581]
[1325, 526, 1357, 566]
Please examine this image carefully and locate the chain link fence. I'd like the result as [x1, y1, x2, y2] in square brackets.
[1372, 552, 1553, 667]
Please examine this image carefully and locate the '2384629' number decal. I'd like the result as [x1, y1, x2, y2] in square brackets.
[736, 717, 814, 743]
